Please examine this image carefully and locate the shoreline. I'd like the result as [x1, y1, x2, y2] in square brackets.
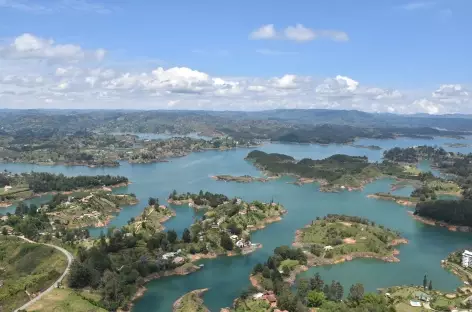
[408, 211, 472, 233]
[119, 264, 201, 312]
[367, 194, 417, 207]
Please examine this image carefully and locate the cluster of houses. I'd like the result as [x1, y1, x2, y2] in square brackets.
[161, 249, 185, 265]
[230, 234, 253, 249]
[252, 291, 288, 312]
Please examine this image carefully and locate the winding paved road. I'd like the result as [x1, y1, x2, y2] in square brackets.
[13, 236, 73, 312]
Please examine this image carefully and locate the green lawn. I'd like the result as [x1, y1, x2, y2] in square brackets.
[279, 259, 299, 271]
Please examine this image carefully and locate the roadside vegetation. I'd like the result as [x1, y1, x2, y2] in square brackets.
[0, 236, 67, 312]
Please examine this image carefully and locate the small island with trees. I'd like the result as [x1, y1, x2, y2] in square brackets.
[292, 215, 408, 270]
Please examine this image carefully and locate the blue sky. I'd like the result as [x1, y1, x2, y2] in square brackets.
[0, 0, 470, 113]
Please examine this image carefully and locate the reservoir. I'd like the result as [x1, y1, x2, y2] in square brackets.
[2, 137, 472, 311]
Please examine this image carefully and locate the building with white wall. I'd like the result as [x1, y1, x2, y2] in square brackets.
[462, 250, 472, 268]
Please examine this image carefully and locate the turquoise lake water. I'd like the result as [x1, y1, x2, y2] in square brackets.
[2, 136, 472, 311]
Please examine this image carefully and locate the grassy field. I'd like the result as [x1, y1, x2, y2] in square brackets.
[298, 215, 403, 258]
[278, 259, 299, 271]
[26, 288, 106, 312]
[0, 236, 67, 312]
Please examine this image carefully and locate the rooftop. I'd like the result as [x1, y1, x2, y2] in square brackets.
[463, 250, 472, 256]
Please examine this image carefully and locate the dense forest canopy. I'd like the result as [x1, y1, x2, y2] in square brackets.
[415, 200, 472, 227]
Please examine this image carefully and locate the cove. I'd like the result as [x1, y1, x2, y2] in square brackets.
[1, 137, 472, 311]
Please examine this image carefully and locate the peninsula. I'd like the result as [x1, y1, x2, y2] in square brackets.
[172, 288, 210, 312]
[244, 150, 411, 191]
[0, 171, 129, 207]
[44, 191, 138, 228]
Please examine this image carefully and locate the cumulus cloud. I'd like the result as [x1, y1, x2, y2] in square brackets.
[249, 24, 277, 40]
[0, 33, 105, 62]
[0, 33, 470, 113]
[250, 24, 349, 42]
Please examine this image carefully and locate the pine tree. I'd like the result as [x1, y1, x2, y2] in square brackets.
[428, 280, 432, 291]
[423, 274, 428, 290]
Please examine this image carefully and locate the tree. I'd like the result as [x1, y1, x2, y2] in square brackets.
[423, 274, 428, 290]
[306, 290, 325, 307]
[68, 261, 93, 288]
[282, 265, 290, 276]
[182, 228, 191, 243]
[1, 227, 8, 235]
[148, 197, 156, 207]
[220, 232, 233, 251]
[310, 272, 324, 292]
[167, 230, 177, 244]
[262, 266, 271, 279]
[297, 278, 310, 300]
[348, 283, 364, 303]
[428, 280, 433, 291]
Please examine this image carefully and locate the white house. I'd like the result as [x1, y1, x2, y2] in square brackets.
[3, 185, 12, 192]
[462, 250, 472, 268]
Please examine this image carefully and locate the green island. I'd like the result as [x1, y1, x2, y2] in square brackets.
[0, 171, 129, 207]
[292, 215, 408, 269]
[244, 150, 414, 192]
[0, 236, 68, 312]
[211, 175, 273, 183]
[172, 288, 210, 312]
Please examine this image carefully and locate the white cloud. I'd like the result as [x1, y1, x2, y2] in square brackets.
[272, 74, 298, 89]
[0, 33, 105, 62]
[249, 24, 277, 40]
[413, 98, 443, 114]
[250, 24, 349, 42]
[284, 24, 316, 42]
[0, 33, 470, 113]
